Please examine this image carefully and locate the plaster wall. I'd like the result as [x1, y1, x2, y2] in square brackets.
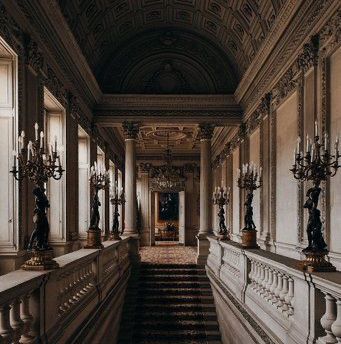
[275, 92, 299, 257]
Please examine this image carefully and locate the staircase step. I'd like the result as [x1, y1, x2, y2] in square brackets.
[132, 312, 218, 322]
[132, 330, 221, 341]
[141, 275, 208, 282]
[134, 321, 219, 331]
[135, 295, 214, 304]
[140, 288, 212, 296]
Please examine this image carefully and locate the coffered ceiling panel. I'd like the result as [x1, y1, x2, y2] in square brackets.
[58, 0, 286, 93]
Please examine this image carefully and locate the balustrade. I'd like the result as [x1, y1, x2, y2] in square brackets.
[207, 236, 341, 344]
[0, 238, 131, 343]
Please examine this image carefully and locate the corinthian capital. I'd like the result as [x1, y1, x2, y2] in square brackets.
[198, 123, 215, 140]
[122, 121, 140, 139]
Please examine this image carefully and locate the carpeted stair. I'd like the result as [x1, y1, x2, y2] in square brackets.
[118, 263, 222, 344]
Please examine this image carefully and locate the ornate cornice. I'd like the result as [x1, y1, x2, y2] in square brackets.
[236, 0, 337, 115]
[122, 121, 140, 140]
[297, 34, 319, 72]
[44, 64, 68, 107]
[198, 123, 215, 140]
[24, 36, 43, 73]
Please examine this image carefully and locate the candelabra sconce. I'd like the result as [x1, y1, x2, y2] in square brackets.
[109, 182, 125, 241]
[212, 186, 230, 240]
[290, 121, 340, 272]
[10, 123, 64, 270]
[84, 162, 110, 249]
[237, 163, 262, 249]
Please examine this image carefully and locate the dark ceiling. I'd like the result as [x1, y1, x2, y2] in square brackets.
[59, 0, 285, 94]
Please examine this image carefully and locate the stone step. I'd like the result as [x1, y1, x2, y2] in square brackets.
[140, 269, 206, 275]
[132, 311, 218, 322]
[138, 281, 211, 289]
[141, 263, 201, 269]
[132, 329, 221, 341]
[135, 295, 214, 304]
[133, 320, 220, 331]
[134, 304, 216, 313]
[139, 288, 212, 296]
[140, 275, 209, 282]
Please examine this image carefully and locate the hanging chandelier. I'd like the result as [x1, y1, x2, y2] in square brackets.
[151, 133, 186, 192]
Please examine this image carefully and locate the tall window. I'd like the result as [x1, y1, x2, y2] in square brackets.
[97, 147, 106, 233]
[109, 160, 116, 232]
[44, 88, 66, 243]
[0, 37, 18, 253]
[78, 127, 90, 240]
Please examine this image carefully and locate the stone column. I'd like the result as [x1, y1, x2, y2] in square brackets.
[197, 123, 215, 265]
[122, 121, 140, 263]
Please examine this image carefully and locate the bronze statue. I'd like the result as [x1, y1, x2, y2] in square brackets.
[27, 186, 50, 251]
[243, 192, 256, 231]
[90, 191, 101, 229]
[303, 186, 327, 252]
[218, 207, 227, 235]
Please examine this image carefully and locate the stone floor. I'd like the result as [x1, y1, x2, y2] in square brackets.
[140, 244, 197, 264]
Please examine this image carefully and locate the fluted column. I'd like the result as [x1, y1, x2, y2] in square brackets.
[122, 121, 140, 263]
[197, 123, 214, 264]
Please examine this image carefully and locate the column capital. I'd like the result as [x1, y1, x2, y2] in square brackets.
[198, 123, 215, 140]
[122, 121, 140, 140]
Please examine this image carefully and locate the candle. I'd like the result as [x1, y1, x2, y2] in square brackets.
[237, 168, 240, 178]
[324, 132, 328, 149]
[306, 134, 309, 152]
[314, 120, 318, 137]
[18, 136, 22, 151]
[259, 167, 262, 180]
[40, 131, 44, 149]
[27, 141, 32, 160]
[12, 150, 17, 169]
[54, 135, 57, 153]
[34, 122, 39, 141]
[296, 136, 301, 152]
[311, 145, 314, 162]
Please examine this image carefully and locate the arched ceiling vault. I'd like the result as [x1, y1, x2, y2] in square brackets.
[58, 0, 286, 94]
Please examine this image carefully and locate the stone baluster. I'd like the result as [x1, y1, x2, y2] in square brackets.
[252, 262, 259, 290]
[10, 299, 23, 343]
[265, 268, 273, 299]
[20, 294, 35, 343]
[331, 299, 341, 343]
[279, 275, 289, 313]
[260, 266, 269, 297]
[0, 304, 13, 343]
[269, 270, 278, 304]
[286, 277, 294, 316]
[273, 272, 283, 306]
[319, 294, 337, 344]
[257, 264, 265, 295]
[255, 262, 262, 292]
[249, 260, 255, 286]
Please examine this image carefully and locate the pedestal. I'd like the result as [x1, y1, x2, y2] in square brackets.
[217, 232, 230, 241]
[21, 249, 59, 271]
[196, 234, 211, 265]
[109, 232, 122, 241]
[84, 228, 104, 249]
[301, 249, 336, 272]
[241, 229, 259, 249]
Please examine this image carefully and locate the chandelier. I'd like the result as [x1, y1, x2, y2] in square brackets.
[151, 133, 185, 191]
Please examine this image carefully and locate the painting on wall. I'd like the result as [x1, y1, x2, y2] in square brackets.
[159, 192, 179, 221]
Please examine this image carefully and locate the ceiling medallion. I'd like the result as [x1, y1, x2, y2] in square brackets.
[150, 134, 186, 192]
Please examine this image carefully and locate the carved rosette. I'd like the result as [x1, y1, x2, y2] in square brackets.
[198, 123, 214, 140]
[123, 121, 140, 140]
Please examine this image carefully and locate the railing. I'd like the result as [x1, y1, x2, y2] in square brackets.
[0, 238, 131, 344]
[206, 237, 341, 344]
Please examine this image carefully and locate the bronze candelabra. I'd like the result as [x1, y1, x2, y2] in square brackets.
[237, 163, 262, 248]
[84, 162, 110, 249]
[109, 182, 125, 240]
[290, 121, 340, 272]
[212, 186, 230, 240]
[10, 123, 64, 270]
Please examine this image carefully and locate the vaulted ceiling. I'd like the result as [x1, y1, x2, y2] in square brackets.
[58, 0, 286, 94]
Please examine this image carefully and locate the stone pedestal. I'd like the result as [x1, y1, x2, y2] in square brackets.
[196, 234, 212, 265]
[241, 229, 259, 249]
[84, 228, 104, 249]
[21, 249, 59, 271]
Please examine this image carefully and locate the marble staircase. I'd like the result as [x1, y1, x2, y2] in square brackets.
[118, 263, 222, 344]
